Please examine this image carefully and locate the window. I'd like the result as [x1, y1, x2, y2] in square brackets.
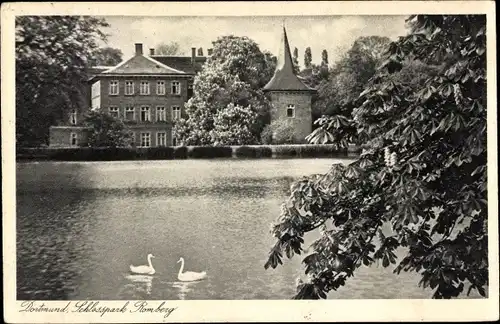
[140, 106, 151, 122]
[172, 106, 181, 120]
[140, 81, 150, 95]
[187, 84, 194, 99]
[156, 106, 166, 122]
[171, 81, 181, 95]
[171, 129, 177, 146]
[128, 131, 135, 146]
[70, 132, 78, 146]
[140, 132, 151, 147]
[70, 109, 77, 125]
[286, 104, 295, 118]
[109, 106, 119, 119]
[125, 81, 134, 95]
[156, 81, 166, 95]
[109, 80, 119, 95]
[157, 132, 167, 147]
[124, 106, 135, 121]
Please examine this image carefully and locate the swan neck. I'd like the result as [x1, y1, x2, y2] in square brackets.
[178, 258, 184, 276]
[147, 255, 154, 269]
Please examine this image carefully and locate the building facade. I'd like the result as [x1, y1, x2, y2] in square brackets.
[263, 27, 315, 143]
[49, 44, 207, 147]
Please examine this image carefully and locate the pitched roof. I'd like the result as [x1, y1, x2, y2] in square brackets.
[263, 27, 314, 92]
[151, 56, 207, 74]
[101, 54, 186, 75]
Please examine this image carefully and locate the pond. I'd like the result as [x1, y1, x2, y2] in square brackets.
[17, 159, 442, 300]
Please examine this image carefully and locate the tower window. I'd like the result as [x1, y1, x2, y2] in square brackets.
[286, 104, 295, 118]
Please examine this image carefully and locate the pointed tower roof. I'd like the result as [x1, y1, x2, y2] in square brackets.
[263, 26, 313, 92]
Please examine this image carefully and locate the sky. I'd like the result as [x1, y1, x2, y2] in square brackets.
[100, 15, 409, 66]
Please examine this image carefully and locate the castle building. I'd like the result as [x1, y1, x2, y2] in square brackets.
[263, 27, 316, 143]
[49, 44, 207, 147]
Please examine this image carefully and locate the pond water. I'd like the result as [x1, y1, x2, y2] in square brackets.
[16, 159, 456, 300]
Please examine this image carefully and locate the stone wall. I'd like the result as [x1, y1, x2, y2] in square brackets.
[269, 91, 312, 143]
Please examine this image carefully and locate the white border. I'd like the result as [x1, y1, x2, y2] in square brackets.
[2, 1, 498, 323]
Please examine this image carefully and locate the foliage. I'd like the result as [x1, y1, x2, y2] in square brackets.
[293, 47, 300, 74]
[210, 103, 260, 145]
[321, 49, 328, 66]
[234, 146, 273, 158]
[265, 15, 488, 300]
[155, 41, 182, 55]
[83, 110, 132, 148]
[304, 47, 312, 69]
[197, 47, 204, 56]
[174, 35, 275, 145]
[16, 16, 109, 146]
[90, 47, 123, 66]
[187, 146, 233, 159]
[261, 119, 297, 145]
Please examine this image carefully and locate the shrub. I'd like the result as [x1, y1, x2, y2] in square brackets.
[173, 146, 188, 159]
[147, 147, 175, 160]
[261, 119, 297, 144]
[188, 146, 233, 159]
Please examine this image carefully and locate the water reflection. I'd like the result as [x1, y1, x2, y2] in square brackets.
[123, 275, 153, 295]
[166, 281, 202, 300]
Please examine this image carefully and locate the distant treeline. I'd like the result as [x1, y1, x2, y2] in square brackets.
[16, 144, 361, 161]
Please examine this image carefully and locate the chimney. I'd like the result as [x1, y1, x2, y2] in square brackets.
[207, 48, 213, 56]
[149, 48, 155, 56]
[191, 47, 196, 64]
[135, 43, 143, 56]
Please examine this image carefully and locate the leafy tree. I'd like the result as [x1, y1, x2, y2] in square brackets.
[293, 47, 300, 74]
[84, 110, 131, 147]
[90, 47, 123, 66]
[197, 47, 204, 56]
[304, 47, 312, 69]
[210, 103, 260, 145]
[321, 49, 328, 66]
[16, 16, 109, 146]
[311, 36, 391, 120]
[260, 119, 297, 145]
[155, 41, 182, 55]
[265, 15, 487, 300]
[174, 35, 275, 145]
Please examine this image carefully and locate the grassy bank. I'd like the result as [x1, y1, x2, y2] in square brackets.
[17, 144, 361, 161]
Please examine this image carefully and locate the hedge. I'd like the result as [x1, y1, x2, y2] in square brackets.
[16, 144, 358, 161]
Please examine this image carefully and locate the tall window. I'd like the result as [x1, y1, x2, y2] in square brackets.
[157, 132, 167, 147]
[70, 133, 78, 146]
[156, 106, 166, 122]
[124, 106, 135, 121]
[70, 109, 77, 125]
[109, 80, 119, 95]
[171, 106, 181, 120]
[171, 81, 181, 95]
[286, 104, 295, 118]
[125, 81, 134, 95]
[140, 132, 151, 147]
[140, 106, 151, 122]
[109, 106, 119, 119]
[171, 129, 177, 146]
[156, 81, 166, 95]
[140, 81, 150, 95]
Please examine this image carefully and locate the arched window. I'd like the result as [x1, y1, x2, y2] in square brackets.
[286, 104, 295, 118]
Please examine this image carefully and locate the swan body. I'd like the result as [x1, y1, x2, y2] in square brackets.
[177, 257, 207, 282]
[130, 254, 156, 275]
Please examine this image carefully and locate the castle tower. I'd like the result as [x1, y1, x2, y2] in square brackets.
[263, 26, 315, 143]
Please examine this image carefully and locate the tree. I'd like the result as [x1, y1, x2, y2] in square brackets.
[265, 15, 487, 300]
[197, 47, 204, 56]
[260, 119, 297, 145]
[174, 35, 275, 145]
[155, 41, 182, 55]
[210, 103, 260, 145]
[304, 47, 312, 69]
[90, 47, 123, 66]
[84, 110, 131, 147]
[293, 47, 300, 74]
[16, 16, 109, 146]
[321, 49, 328, 66]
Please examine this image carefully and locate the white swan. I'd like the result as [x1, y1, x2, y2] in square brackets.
[129, 254, 156, 275]
[177, 257, 207, 282]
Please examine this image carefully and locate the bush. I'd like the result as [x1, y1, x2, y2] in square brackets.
[173, 146, 188, 159]
[273, 144, 345, 158]
[261, 119, 297, 144]
[188, 146, 233, 159]
[233, 146, 273, 158]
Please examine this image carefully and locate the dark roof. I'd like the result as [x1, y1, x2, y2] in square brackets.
[263, 27, 314, 92]
[150, 56, 207, 74]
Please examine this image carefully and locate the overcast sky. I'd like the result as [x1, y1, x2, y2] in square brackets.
[100, 15, 409, 66]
